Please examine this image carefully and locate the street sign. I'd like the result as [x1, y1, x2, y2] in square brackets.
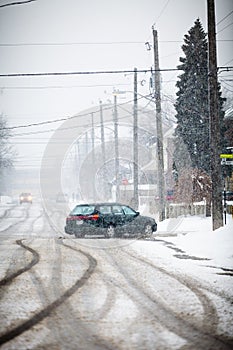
[221, 160, 233, 165]
[220, 154, 233, 159]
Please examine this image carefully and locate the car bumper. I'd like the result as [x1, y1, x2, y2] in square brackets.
[64, 224, 106, 236]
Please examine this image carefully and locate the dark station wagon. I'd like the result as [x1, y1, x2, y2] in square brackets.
[64, 202, 157, 239]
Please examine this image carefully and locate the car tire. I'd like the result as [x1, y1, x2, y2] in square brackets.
[75, 233, 84, 238]
[143, 224, 153, 238]
[105, 224, 115, 238]
[64, 228, 72, 235]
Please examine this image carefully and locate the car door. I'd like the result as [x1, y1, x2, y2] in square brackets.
[98, 205, 113, 227]
[121, 205, 139, 234]
[111, 205, 125, 227]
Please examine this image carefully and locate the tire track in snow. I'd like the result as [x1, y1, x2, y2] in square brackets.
[0, 243, 97, 346]
[62, 239, 120, 322]
[53, 238, 116, 349]
[0, 205, 29, 234]
[0, 239, 39, 287]
[122, 246, 233, 349]
[94, 243, 231, 349]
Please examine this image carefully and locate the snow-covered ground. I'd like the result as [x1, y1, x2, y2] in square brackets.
[1, 199, 232, 271]
[0, 200, 232, 348]
[156, 214, 233, 268]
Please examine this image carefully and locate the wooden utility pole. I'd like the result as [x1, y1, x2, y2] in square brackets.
[207, 0, 223, 230]
[91, 113, 96, 201]
[113, 92, 120, 201]
[100, 100, 107, 199]
[133, 68, 139, 209]
[153, 27, 165, 221]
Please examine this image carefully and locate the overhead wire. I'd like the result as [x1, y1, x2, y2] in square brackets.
[217, 10, 233, 26]
[0, 68, 180, 78]
[0, 83, 131, 90]
[10, 93, 177, 139]
[217, 22, 233, 35]
[152, 0, 172, 27]
[1, 66, 232, 79]
[0, 40, 185, 47]
[220, 80, 233, 93]
[0, 0, 37, 8]
[0, 39, 231, 47]
[3, 94, 151, 134]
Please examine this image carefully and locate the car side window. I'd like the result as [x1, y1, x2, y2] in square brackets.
[112, 205, 124, 215]
[122, 206, 137, 215]
[99, 206, 111, 214]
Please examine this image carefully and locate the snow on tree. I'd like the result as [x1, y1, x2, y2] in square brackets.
[0, 115, 14, 193]
[173, 18, 226, 175]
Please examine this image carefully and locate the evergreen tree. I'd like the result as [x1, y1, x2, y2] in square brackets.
[174, 19, 226, 175]
[0, 115, 13, 169]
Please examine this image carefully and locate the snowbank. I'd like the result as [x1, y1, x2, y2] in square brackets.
[157, 214, 233, 268]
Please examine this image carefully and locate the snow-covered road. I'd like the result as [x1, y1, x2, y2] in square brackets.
[0, 201, 232, 349]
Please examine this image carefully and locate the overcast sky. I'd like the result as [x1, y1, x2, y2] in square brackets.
[0, 0, 232, 169]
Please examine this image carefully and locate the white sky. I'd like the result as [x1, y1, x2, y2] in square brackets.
[0, 0, 232, 169]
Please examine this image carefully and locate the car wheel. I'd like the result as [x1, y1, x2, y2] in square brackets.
[75, 233, 84, 238]
[143, 224, 153, 238]
[105, 225, 115, 238]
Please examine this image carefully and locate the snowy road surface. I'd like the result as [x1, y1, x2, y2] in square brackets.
[0, 202, 232, 349]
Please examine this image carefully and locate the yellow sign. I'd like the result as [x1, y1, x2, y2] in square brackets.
[220, 154, 233, 159]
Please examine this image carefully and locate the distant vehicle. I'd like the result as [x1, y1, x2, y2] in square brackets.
[64, 202, 157, 238]
[19, 193, 32, 204]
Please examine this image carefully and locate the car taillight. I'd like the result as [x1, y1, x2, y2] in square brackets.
[67, 214, 99, 221]
[67, 216, 77, 221]
[89, 214, 99, 221]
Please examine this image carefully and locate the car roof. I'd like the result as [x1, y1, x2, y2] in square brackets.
[75, 202, 127, 206]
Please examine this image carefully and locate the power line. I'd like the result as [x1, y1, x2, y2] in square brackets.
[0, 41, 149, 47]
[152, 0, 171, 26]
[0, 68, 179, 78]
[0, 39, 232, 48]
[217, 10, 233, 26]
[3, 116, 72, 130]
[1, 94, 149, 131]
[0, 83, 131, 90]
[217, 22, 233, 35]
[1, 66, 232, 79]
[0, 0, 37, 8]
[0, 40, 185, 47]
[222, 58, 233, 66]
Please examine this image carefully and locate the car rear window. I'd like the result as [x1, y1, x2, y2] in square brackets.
[71, 205, 95, 215]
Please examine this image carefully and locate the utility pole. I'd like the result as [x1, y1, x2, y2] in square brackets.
[100, 100, 107, 199]
[133, 68, 139, 209]
[91, 113, 96, 201]
[207, 0, 223, 230]
[153, 27, 165, 221]
[113, 92, 120, 201]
